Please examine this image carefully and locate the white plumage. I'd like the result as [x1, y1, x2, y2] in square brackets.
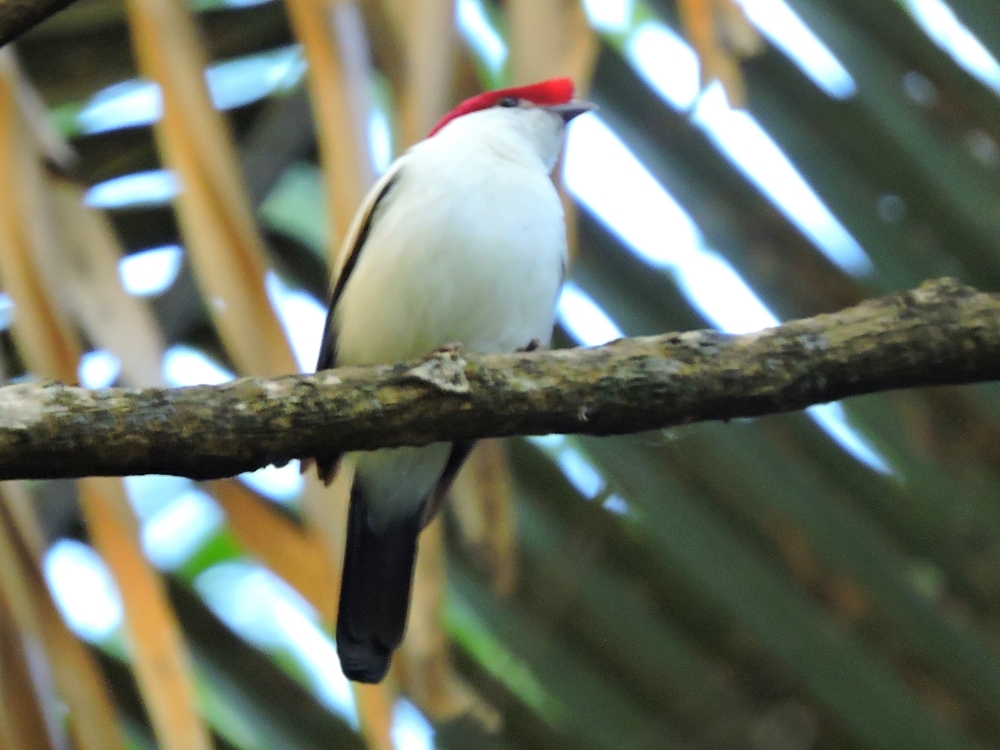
[334, 107, 568, 364]
[317, 80, 592, 683]
[335, 106, 568, 524]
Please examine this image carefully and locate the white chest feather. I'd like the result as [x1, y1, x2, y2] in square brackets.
[333, 133, 567, 367]
[331, 114, 568, 521]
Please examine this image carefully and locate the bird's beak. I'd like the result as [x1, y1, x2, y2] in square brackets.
[544, 100, 598, 123]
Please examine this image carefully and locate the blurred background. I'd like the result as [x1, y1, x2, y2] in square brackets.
[0, 0, 999, 748]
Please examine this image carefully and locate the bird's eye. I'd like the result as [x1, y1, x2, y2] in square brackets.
[496, 97, 519, 108]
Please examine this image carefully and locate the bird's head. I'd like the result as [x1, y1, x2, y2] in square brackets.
[427, 78, 596, 171]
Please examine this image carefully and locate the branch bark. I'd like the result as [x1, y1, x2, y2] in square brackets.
[0, 0, 77, 48]
[0, 277, 998, 481]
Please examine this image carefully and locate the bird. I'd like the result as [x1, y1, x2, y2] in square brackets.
[314, 77, 594, 683]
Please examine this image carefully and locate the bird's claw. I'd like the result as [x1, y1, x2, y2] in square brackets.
[518, 339, 542, 353]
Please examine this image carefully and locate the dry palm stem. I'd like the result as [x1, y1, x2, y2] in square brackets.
[677, 0, 763, 107]
[284, 0, 376, 257]
[1, 39, 213, 750]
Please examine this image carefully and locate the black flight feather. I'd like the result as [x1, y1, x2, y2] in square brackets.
[336, 482, 422, 683]
[313, 174, 398, 484]
[421, 440, 475, 528]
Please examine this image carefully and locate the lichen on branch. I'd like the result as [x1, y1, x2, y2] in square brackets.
[0, 277, 997, 481]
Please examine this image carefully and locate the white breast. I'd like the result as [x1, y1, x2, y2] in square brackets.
[333, 123, 567, 367]
[332, 112, 568, 523]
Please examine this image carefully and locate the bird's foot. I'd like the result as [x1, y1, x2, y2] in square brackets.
[518, 339, 543, 353]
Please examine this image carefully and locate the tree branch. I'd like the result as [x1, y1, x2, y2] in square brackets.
[0, 0, 77, 48]
[0, 277, 998, 481]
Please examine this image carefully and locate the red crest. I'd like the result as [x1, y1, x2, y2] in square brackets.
[428, 78, 575, 137]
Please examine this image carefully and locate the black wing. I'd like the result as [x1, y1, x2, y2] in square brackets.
[421, 441, 476, 528]
[316, 173, 400, 373]
[313, 168, 401, 483]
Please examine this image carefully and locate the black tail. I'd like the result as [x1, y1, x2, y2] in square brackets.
[336, 483, 421, 683]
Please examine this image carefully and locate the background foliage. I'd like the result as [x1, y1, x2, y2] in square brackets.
[0, 0, 999, 748]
